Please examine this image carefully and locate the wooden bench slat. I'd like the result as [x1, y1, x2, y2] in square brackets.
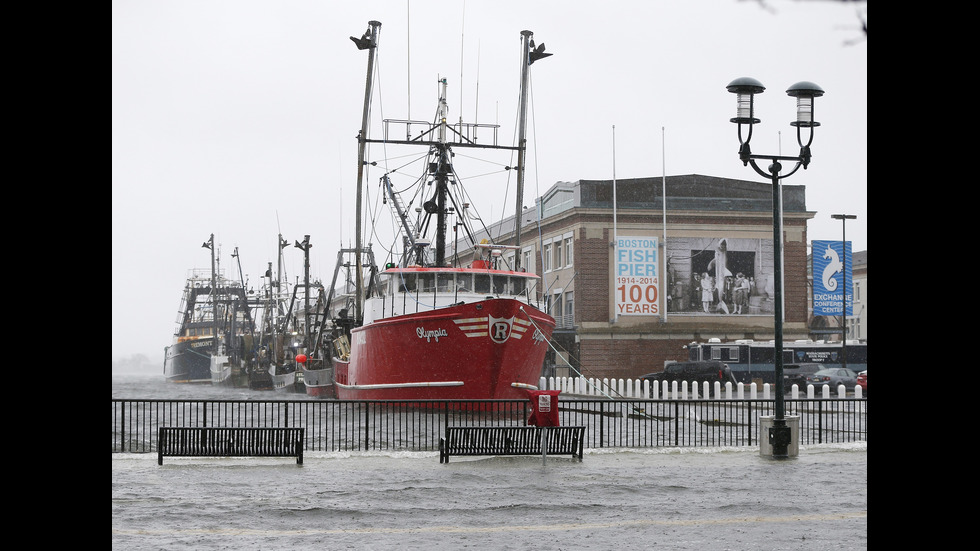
[158, 427, 305, 465]
[439, 426, 585, 463]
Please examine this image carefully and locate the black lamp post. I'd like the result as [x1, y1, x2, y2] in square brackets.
[727, 77, 824, 458]
[831, 214, 856, 371]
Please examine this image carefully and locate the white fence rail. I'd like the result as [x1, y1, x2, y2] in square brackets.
[538, 375, 865, 400]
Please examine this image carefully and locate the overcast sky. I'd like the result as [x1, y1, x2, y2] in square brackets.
[112, 0, 867, 364]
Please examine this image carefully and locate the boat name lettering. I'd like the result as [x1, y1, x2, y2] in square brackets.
[417, 327, 448, 343]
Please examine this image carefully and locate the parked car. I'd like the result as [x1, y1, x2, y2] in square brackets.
[783, 363, 824, 392]
[805, 367, 859, 391]
[641, 361, 737, 387]
[856, 370, 867, 395]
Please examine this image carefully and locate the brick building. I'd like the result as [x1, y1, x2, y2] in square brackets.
[458, 174, 815, 382]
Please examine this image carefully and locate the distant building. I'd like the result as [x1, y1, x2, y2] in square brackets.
[851, 251, 867, 341]
[455, 174, 818, 382]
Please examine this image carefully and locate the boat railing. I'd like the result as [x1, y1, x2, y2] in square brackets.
[303, 357, 330, 371]
[381, 118, 502, 147]
[368, 287, 544, 321]
[185, 267, 231, 282]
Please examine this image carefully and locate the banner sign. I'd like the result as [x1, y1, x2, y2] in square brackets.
[811, 240, 852, 316]
[615, 236, 660, 316]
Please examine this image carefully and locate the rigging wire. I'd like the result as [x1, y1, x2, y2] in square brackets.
[488, 37, 528, 245]
[359, 24, 547, 279]
[518, 306, 621, 401]
[516, 75, 649, 407]
[364, 38, 411, 267]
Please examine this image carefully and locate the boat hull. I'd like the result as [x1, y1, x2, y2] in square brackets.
[210, 353, 236, 386]
[271, 369, 306, 393]
[164, 338, 213, 383]
[302, 365, 336, 398]
[248, 368, 275, 390]
[334, 299, 554, 401]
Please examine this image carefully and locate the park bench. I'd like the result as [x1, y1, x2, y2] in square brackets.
[439, 425, 585, 463]
[158, 427, 305, 465]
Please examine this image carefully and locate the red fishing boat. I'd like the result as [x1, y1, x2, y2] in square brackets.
[331, 21, 555, 401]
[333, 263, 555, 401]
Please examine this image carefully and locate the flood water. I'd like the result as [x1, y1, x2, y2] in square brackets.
[112, 372, 867, 550]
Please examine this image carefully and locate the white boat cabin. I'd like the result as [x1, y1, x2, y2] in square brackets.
[362, 264, 541, 324]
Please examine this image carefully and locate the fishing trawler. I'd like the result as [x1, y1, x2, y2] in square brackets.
[164, 236, 254, 384]
[330, 21, 555, 401]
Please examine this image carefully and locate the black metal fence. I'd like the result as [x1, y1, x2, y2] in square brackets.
[111, 398, 867, 454]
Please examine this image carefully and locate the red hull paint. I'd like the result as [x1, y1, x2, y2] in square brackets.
[334, 299, 554, 401]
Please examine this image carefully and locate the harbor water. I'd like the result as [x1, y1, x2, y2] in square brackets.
[112, 373, 867, 550]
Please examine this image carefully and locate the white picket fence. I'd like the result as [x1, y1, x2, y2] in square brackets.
[537, 375, 865, 400]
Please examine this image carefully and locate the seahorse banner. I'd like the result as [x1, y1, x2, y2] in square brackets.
[812, 240, 852, 316]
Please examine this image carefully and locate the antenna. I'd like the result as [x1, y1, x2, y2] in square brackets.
[474, 41, 480, 141]
[339, 146, 343, 246]
[406, 0, 411, 121]
[458, 0, 466, 121]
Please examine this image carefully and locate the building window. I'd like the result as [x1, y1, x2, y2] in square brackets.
[564, 291, 574, 325]
[543, 244, 552, 272]
[564, 237, 573, 268]
[553, 239, 562, 268]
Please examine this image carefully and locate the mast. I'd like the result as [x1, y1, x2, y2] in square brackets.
[514, 30, 550, 271]
[202, 233, 217, 353]
[295, 234, 312, 349]
[352, 20, 381, 326]
[272, 234, 288, 364]
[351, 25, 549, 274]
[230, 246, 256, 345]
[433, 78, 451, 266]
[276, 234, 288, 331]
[263, 261, 273, 349]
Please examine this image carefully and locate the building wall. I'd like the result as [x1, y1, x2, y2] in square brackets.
[461, 175, 819, 382]
[527, 212, 812, 381]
